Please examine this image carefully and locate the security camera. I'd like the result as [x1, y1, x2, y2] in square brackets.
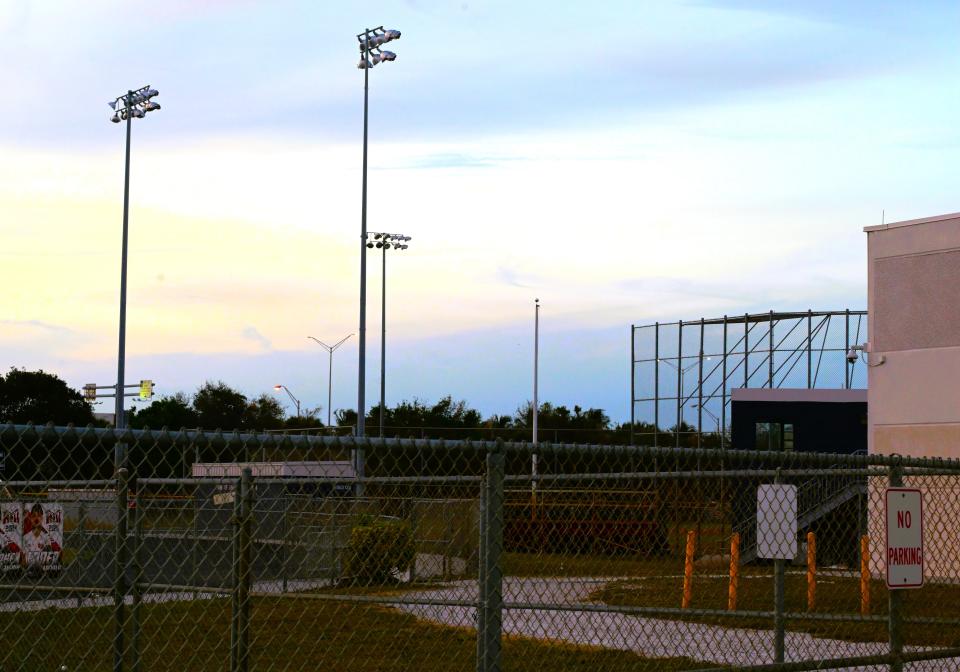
[846, 343, 867, 364]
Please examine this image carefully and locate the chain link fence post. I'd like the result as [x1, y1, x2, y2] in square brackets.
[773, 466, 786, 664]
[478, 439, 505, 672]
[230, 467, 253, 672]
[114, 467, 129, 672]
[888, 459, 904, 672]
[131, 477, 143, 672]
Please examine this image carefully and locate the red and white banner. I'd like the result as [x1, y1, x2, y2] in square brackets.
[22, 502, 63, 573]
[0, 503, 21, 572]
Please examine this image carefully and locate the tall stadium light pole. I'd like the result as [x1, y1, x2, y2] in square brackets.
[308, 334, 353, 428]
[273, 384, 301, 418]
[108, 85, 160, 457]
[366, 232, 411, 437]
[355, 27, 401, 479]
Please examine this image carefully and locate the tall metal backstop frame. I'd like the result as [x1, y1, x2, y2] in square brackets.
[630, 310, 867, 446]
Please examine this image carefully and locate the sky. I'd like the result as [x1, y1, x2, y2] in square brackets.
[1, 0, 958, 423]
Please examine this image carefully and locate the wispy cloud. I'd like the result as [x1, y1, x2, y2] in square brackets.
[241, 326, 272, 351]
[0, 319, 74, 335]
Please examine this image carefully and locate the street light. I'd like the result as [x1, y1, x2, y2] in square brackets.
[273, 384, 301, 418]
[658, 357, 711, 447]
[108, 84, 160, 464]
[355, 25, 401, 481]
[692, 403, 722, 449]
[308, 334, 353, 428]
[366, 232, 411, 437]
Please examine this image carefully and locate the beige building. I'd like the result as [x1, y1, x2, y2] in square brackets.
[864, 212, 960, 581]
[865, 212, 960, 458]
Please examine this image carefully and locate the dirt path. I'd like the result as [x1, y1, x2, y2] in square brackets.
[394, 576, 958, 670]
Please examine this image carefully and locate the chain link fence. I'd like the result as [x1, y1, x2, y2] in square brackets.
[1, 422, 959, 671]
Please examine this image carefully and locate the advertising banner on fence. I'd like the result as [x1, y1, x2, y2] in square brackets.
[0, 503, 21, 572]
[22, 502, 63, 573]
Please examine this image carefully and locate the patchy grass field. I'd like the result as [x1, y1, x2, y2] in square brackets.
[0, 596, 708, 671]
[591, 568, 960, 647]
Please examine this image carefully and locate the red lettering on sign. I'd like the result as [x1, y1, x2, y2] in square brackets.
[897, 511, 912, 528]
[887, 547, 922, 565]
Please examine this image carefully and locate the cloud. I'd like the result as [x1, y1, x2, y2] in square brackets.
[0, 319, 75, 335]
[241, 326, 272, 351]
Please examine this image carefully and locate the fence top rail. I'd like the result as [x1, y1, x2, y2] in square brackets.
[4, 422, 960, 472]
[633, 309, 867, 330]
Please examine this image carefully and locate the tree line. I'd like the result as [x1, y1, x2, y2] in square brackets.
[0, 367, 711, 446]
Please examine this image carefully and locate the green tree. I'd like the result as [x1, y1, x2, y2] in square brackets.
[129, 392, 199, 430]
[243, 393, 286, 431]
[193, 381, 248, 430]
[0, 368, 95, 426]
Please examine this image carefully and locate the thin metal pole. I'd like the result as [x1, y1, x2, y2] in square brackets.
[328, 349, 334, 427]
[889, 462, 904, 672]
[676, 321, 683, 448]
[697, 318, 704, 444]
[721, 316, 727, 448]
[113, 468, 129, 672]
[845, 308, 851, 389]
[654, 322, 659, 448]
[357, 28, 370, 450]
[807, 310, 813, 389]
[774, 557, 786, 662]
[773, 468, 785, 663]
[480, 441, 505, 672]
[115, 92, 133, 465]
[768, 310, 774, 389]
[354, 34, 371, 496]
[380, 243, 386, 437]
[629, 324, 635, 446]
[131, 481, 143, 672]
[744, 314, 749, 388]
[532, 299, 539, 500]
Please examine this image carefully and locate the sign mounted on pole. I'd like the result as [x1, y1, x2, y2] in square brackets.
[885, 488, 923, 589]
[757, 484, 798, 560]
[139, 379, 154, 400]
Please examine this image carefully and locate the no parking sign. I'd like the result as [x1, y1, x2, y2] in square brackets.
[885, 488, 923, 589]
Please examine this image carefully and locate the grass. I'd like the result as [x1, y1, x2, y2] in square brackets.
[0, 596, 708, 671]
[591, 568, 960, 647]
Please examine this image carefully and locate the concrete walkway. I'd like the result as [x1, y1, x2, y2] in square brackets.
[393, 576, 960, 670]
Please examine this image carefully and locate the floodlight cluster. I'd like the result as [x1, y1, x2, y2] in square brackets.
[108, 85, 160, 123]
[357, 26, 401, 69]
[366, 232, 411, 250]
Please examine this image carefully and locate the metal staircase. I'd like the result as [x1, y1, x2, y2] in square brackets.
[734, 465, 868, 565]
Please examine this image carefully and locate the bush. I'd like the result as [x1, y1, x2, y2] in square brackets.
[342, 515, 415, 585]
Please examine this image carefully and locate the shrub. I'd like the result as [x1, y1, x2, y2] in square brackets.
[342, 515, 415, 585]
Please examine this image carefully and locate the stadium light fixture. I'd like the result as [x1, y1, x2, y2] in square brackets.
[354, 26, 402, 486]
[108, 84, 161, 461]
[366, 231, 411, 438]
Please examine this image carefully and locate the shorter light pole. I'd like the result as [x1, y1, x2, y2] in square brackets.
[273, 384, 301, 418]
[658, 357, 710, 447]
[366, 231, 411, 437]
[693, 403, 722, 448]
[308, 334, 353, 428]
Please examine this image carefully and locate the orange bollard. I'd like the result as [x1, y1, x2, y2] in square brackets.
[806, 531, 816, 611]
[682, 529, 696, 608]
[728, 532, 740, 611]
[860, 535, 871, 615]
